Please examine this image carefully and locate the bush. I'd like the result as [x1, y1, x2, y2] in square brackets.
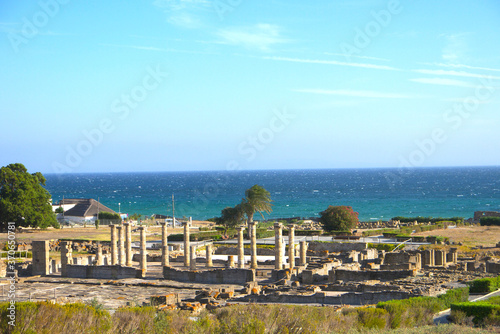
[451, 302, 500, 325]
[480, 217, 500, 226]
[367, 243, 399, 252]
[255, 228, 274, 239]
[377, 288, 469, 329]
[467, 276, 500, 293]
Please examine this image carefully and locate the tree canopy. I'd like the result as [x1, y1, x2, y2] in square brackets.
[0, 163, 59, 229]
[241, 184, 272, 224]
[217, 204, 245, 235]
[319, 205, 359, 232]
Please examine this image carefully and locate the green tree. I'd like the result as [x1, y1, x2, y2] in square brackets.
[218, 204, 245, 235]
[241, 185, 273, 236]
[319, 205, 359, 232]
[0, 163, 59, 229]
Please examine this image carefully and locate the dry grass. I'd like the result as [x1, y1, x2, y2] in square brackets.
[413, 225, 500, 248]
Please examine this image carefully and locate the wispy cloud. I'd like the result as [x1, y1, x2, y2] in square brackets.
[409, 77, 474, 88]
[152, 0, 211, 29]
[264, 56, 399, 71]
[292, 88, 417, 99]
[324, 52, 390, 62]
[440, 33, 469, 63]
[101, 43, 218, 55]
[421, 62, 500, 73]
[412, 69, 500, 80]
[216, 24, 288, 52]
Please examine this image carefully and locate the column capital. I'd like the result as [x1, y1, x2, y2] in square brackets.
[274, 222, 283, 229]
[159, 221, 166, 226]
[138, 226, 145, 231]
[237, 225, 245, 231]
[288, 224, 296, 229]
[123, 222, 129, 226]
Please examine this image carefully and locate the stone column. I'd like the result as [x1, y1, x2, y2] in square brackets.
[160, 222, 169, 267]
[183, 221, 190, 267]
[206, 244, 213, 267]
[288, 224, 295, 270]
[117, 226, 125, 265]
[32, 240, 50, 276]
[96, 242, 103, 266]
[139, 226, 147, 274]
[237, 226, 245, 268]
[450, 248, 458, 264]
[250, 221, 258, 269]
[123, 222, 132, 266]
[274, 223, 283, 270]
[190, 245, 197, 270]
[61, 241, 72, 277]
[110, 224, 117, 265]
[299, 241, 308, 266]
[227, 255, 235, 268]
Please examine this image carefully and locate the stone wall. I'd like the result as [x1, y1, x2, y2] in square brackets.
[308, 241, 367, 253]
[486, 261, 500, 274]
[163, 267, 255, 284]
[235, 290, 413, 305]
[65, 265, 138, 279]
[214, 246, 275, 256]
[329, 269, 416, 282]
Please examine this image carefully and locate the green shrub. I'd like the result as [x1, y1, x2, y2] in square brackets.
[342, 307, 389, 329]
[437, 287, 469, 309]
[1, 251, 32, 258]
[376, 288, 468, 329]
[451, 302, 500, 325]
[480, 217, 500, 226]
[467, 276, 500, 293]
[367, 243, 398, 252]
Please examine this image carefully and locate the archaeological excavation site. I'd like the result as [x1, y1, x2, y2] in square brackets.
[2, 218, 500, 313]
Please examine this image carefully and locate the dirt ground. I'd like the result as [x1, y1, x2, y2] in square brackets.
[413, 225, 500, 248]
[0, 220, 214, 245]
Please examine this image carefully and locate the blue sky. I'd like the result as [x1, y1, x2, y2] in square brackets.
[1, 0, 500, 174]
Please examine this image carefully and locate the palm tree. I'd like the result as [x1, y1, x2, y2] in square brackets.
[241, 185, 273, 237]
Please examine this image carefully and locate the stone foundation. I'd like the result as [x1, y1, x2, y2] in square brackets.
[163, 267, 255, 284]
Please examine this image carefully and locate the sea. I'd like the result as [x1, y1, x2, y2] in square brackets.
[44, 167, 500, 222]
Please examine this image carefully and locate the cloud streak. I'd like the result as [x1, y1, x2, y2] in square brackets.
[216, 24, 288, 51]
[264, 56, 399, 71]
[409, 77, 474, 88]
[412, 68, 500, 80]
[292, 88, 417, 99]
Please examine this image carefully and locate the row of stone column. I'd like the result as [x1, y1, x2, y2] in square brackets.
[274, 223, 308, 270]
[180, 221, 308, 270]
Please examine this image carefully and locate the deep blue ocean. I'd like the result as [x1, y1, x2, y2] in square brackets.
[44, 167, 500, 222]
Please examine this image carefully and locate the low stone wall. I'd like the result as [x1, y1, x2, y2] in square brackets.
[215, 246, 275, 256]
[65, 265, 138, 279]
[235, 290, 413, 305]
[329, 269, 416, 282]
[163, 267, 255, 284]
[486, 261, 500, 274]
[308, 241, 367, 253]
